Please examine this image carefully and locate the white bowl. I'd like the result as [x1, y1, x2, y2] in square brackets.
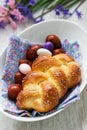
[0, 19, 87, 122]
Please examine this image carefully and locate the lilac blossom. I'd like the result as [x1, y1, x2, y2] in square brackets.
[0, 20, 6, 29]
[63, 9, 69, 16]
[55, 3, 83, 19]
[34, 17, 44, 23]
[17, 3, 27, 16]
[0, 5, 24, 29]
[55, 9, 60, 16]
[55, 5, 70, 18]
[0, 0, 84, 29]
[27, 8, 33, 19]
[5, 0, 9, 3]
[29, 0, 37, 6]
[56, 4, 65, 12]
[17, 3, 33, 19]
[4, 0, 9, 6]
[75, 10, 82, 18]
[10, 9, 24, 21]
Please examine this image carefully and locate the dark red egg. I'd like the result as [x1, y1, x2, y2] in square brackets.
[53, 48, 65, 55]
[14, 71, 25, 84]
[26, 44, 42, 61]
[8, 84, 22, 100]
[19, 59, 32, 67]
[46, 34, 62, 49]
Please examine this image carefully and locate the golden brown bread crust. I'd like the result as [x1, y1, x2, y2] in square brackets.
[16, 53, 81, 112]
[47, 67, 68, 98]
[32, 55, 61, 72]
[17, 73, 59, 112]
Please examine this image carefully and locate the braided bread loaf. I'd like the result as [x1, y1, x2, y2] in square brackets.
[16, 53, 81, 112]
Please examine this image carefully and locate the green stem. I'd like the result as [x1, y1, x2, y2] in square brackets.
[46, 0, 65, 10]
[34, 0, 82, 20]
[35, 7, 55, 20]
[34, 0, 64, 19]
[41, 0, 53, 17]
[65, 0, 80, 9]
[60, 0, 73, 7]
[30, 0, 53, 12]
[64, 0, 86, 19]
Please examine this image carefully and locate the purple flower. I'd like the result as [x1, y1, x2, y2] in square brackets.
[63, 9, 69, 16]
[56, 4, 65, 12]
[4, 0, 9, 6]
[0, 21, 6, 29]
[27, 8, 33, 19]
[29, 0, 37, 6]
[17, 3, 28, 16]
[55, 4, 74, 18]
[75, 10, 82, 18]
[10, 14, 18, 21]
[34, 17, 44, 23]
[55, 9, 60, 16]
[17, 3, 23, 9]
[5, 0, 9, 3]
[55, 4, 70, 17]
[22, 7, 29, 16]
[16, 3, 33, 19]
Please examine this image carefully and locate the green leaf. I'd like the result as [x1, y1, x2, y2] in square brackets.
[64, 0, 80, 9]
[30, 0, 53, 12]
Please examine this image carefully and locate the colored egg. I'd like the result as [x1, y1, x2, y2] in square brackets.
[43, 41, 54, 51]
[19, 59, 32, 67]
[37, 48, 52, 56]
[26, 44, 42, 61]
[19, 63, 31, 75]
[53, 48, 65, 55]
[46, 34, 62, 49]
[8, 84, 22, 100]
[14, 71, 25, 85]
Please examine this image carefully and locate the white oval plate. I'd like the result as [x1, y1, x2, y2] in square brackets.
[0, 19, 87, 122]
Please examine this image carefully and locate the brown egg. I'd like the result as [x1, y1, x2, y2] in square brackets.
[14, 71, 25, 84]
[53, 48, 65, 55]
[8, 84, 22, 100]
[46, 34, 62, 49]
[26, 44, 42, 61]
[19, 59, 32, 67]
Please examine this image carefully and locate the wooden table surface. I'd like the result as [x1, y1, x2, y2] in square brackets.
[0, 1, 87, 130]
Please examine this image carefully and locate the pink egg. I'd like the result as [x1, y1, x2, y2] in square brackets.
[19, 63, 31, 75]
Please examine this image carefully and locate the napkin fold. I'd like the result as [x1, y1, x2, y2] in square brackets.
[0, 35, 82, 117]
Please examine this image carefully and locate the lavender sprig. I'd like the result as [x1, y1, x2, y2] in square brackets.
[34, 0, 85, 20]
[0, 0, 86, 29]
[0, 21, 6, 29]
